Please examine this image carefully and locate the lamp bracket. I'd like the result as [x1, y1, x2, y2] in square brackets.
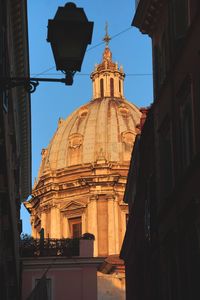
[0, 72, 75, 93]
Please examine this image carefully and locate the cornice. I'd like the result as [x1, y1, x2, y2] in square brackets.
[133, 0, 166, 36]
[32, 173, 126, 197]
[33, 161, 130, 190]
[22, 256, 105, 269]
[91, 69, 124, 79]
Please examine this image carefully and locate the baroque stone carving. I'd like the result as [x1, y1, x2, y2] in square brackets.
[121, 131, 135, 147]
[68, 133, 83, 150]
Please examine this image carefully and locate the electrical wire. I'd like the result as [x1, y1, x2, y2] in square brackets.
[30, 73, 153, 77]
[32, 26, 135, 77]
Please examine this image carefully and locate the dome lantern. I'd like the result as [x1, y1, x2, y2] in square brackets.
[90, 24, 125, 100]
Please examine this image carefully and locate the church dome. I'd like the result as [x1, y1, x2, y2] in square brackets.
[38, 97, 141, 177]
[38, 47, 141, 177]
[26, 37, 141, 257]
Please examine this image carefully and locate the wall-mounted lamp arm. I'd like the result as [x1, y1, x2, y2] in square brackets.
[0, 72, 75, 93]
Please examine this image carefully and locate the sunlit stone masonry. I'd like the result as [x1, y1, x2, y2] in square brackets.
[25, 33, 141, 259]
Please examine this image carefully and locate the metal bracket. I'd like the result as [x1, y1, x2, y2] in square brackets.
[0, 72, 75, 93]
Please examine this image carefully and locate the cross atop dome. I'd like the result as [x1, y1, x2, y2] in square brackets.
[103, 22, 111, 47]
[102, 22, 112, 62]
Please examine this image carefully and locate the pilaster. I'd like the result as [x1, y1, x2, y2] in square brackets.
[114, 75, 118, 97]
[30, 215, 37, 238]
[50, 206, 60, 238]
[82, 212, 86, 234]
[62, 214, 69, 238]
[87, 195, 98, 256]
[114, 198, 120, 253]
[107, 195, 116, 255]
[121, 211, 126, 245]
[40, 211, 46, 236]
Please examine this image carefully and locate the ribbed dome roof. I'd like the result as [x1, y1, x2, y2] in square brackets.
[36, 43, 141, 180]
[38, 97, 141, 178]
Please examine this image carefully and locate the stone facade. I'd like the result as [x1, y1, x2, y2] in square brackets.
[25, 44, 141, 257]
[0, 1, 31, 298]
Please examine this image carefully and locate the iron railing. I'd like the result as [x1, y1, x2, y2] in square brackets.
[20, 238, 80, 257]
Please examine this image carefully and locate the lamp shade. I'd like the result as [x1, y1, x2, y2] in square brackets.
[47, 2, 93, 73]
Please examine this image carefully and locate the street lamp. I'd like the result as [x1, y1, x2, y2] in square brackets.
[47, 2, 93, 85]
[0, 2, 93, 92]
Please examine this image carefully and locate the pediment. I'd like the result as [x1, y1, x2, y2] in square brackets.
[60, 201, 86, 212]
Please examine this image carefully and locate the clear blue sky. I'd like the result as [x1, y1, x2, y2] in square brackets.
[21, 0, 153, 234]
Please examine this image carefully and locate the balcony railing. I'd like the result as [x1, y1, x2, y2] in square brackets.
[20, 238, 80, 257]
[20, 233, 95, 258]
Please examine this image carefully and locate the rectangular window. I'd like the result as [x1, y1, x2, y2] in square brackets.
[35, 277, 52, 300]
[160, 33, 167, 85]
[172, 0, 189, 39]
[153, 44, 166, 97]
[159, 118, 173, 197]
[69, 217, 82, 238]
[180, 102, 193, 168]
[0, 29, 3, 66]
[178, 78, 193, 171]
[168, 0, 189, 59]
[0, 26, 8, 112]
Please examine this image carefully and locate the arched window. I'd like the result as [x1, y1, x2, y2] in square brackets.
[110, 78, 114, 97]
[100, 79, 104, 98]
[119, 80, 121, 93]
